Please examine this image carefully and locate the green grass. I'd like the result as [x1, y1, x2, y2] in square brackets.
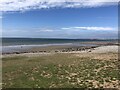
[2, 53, 119, 88]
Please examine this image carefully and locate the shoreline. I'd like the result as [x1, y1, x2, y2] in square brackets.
[2, 40, 119, 55]
[2, 45, 118, 57]
[2, 45, 98, 54]
[2, 43, 98, 54]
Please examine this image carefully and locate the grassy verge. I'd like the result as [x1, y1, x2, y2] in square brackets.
[2, 53, 119, 88]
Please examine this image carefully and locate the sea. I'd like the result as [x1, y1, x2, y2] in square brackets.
[1, 38, 117, 53]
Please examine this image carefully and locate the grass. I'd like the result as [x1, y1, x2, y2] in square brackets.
[2, 53, 119, 88]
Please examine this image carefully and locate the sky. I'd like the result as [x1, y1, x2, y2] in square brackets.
[0, 0, 118, 39]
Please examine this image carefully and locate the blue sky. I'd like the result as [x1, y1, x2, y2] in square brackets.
[1, 1, 118, 39]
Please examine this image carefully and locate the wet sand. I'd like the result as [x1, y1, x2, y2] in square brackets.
[2, 40, 119, 56]
[2, 45, 118, 58]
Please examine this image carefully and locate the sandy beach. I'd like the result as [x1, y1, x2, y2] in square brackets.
[2, 45, 118, 57]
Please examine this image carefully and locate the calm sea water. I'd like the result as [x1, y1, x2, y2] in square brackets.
[2, 38, 115, 46]
[1, 38, 117, 53]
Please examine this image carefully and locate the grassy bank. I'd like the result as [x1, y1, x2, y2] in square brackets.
[2, 53, 119, 88]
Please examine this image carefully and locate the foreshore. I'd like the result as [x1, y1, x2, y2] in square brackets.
[2, 40, 119, 55]
[2, 45, 118, 58]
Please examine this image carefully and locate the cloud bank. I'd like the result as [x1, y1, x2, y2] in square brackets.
[61, 26, 115, 31]
[0, 0, 119, 12]
[2, 26, 117, 39]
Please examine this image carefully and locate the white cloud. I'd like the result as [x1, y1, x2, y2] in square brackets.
[0, 0, 118, 12]
[61, 26, 115, 31]
[35, 29, 53, 32]
[2, 29, 54, 33]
